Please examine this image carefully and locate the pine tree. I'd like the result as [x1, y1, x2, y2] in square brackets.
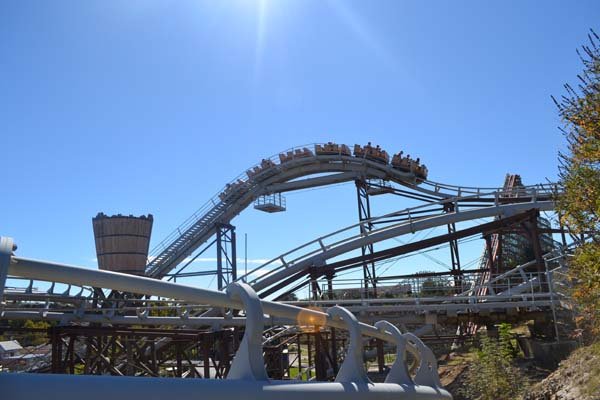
[553, 29, 600, 339]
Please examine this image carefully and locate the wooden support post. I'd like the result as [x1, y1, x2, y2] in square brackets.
[151, 341, 157, 375]
[314, 331, 327, 381]
[307, 333, 312, 380]
[485, 235, 495, 274]
[203, 334, 211, 379]
[176, 341, 183, 377]
[330, 328, 338, 374]
[497, 232, 503, 273]
[376, 339, 385, 373]
[126, 335, 134, 376]
[297, 334, 303, 380]
[67, 335, 75, 374]
[50, 327, 61, 373]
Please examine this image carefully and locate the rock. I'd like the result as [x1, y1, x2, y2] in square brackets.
[524, 344, 600, 400]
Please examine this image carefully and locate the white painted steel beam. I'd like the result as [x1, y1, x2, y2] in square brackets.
[249, 201, 555, 293]
[4, 255, 404, 345]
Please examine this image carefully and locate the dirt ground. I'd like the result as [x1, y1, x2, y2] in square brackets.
[439, 343, 600, 400]
[438, 352, 554, 400]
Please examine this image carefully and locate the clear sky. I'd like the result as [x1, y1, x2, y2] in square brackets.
[1, 1, 599, 293]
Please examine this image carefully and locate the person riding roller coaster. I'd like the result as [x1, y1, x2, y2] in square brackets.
[219, 179, 249, 202]
[279, 147, 314, 163]
[315, 142, 351, 156]
[353, 142, 390, 164]
[391, 152, 428, 180]
[233, 142, 428, 202]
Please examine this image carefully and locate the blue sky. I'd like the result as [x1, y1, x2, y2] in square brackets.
[1, 1, 598, 293]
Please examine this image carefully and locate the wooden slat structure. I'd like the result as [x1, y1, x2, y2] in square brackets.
[92, 213, 153, 275]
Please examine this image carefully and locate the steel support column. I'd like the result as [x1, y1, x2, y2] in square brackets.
[355, 180, 377, 298]
[309, 267, 321, 301]
[443, 202, 462, 292]
[325, 267, 335, 300]
[216, 223, 237, 291]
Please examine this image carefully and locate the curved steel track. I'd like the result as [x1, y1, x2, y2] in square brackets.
[146, 143, 557, 279]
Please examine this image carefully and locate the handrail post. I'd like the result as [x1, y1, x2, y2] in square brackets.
[328, 305, 370, 383]
[375, 320, 412, 385]
[226, 282, 269, 380]
[404, 332, 443, 388]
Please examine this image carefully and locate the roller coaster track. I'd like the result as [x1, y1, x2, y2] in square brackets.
[2, 187, 559, 310]
[1, 238, 572, 327]
[0, 144, 566, 399]
[146, 143, 558, 279]
[242, 198, 555, 297]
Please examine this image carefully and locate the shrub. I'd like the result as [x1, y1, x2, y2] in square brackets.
[461, 324, 525, 400]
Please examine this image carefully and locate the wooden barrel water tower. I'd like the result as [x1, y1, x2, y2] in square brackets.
[92, 213, 153, 276]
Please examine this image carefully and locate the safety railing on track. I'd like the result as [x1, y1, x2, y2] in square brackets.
[145, 142, 559, 278]
[459, 244, 574, 297]
[238, 190, 556, 289]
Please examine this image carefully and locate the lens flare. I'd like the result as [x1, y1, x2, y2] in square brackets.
[296, 306, 327, 332]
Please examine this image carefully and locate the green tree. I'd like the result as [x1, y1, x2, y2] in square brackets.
[419, 273, 453, 297]
[0, 319, 51, 347]
[553, 29, 600, 339]
[461, 323, 525, 400]
[22, 320, 50, 346]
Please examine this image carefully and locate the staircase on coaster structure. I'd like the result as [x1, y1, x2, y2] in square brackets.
[145, 201, 230, 278]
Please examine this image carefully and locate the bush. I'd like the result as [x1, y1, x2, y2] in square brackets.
[461, 324, 525, 400]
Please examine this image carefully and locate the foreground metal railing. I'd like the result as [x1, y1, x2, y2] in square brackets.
[0, 237, 452, 400]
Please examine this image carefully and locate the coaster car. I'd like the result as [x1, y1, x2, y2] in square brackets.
[315, 142, 351, 156]
[392, 152, 410, 172]
[279, 148, 314, 163]
[354, 143, 389, 164]
[415, 164, 428, 181]
[219, 179, 249, 202]
[247, 159, 277, 180]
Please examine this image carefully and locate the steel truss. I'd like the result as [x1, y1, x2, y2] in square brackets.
[356, 179, 377, 298]
[269, 209, 542, 299]
[162, 223, 237, 290]
[443, 202, 462, 292]
[216, 223, 237, 290]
